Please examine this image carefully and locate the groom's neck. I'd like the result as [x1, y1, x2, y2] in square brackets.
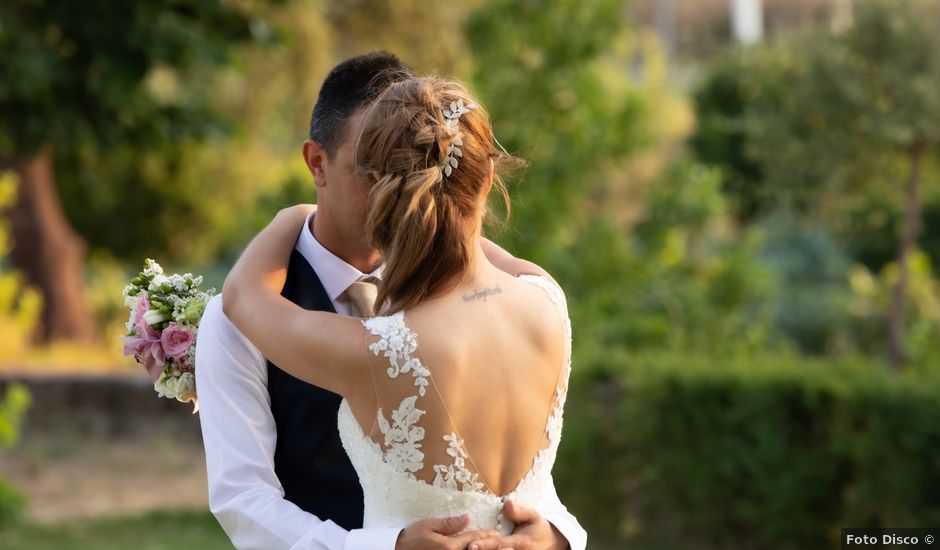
[311, 212, 382, 273]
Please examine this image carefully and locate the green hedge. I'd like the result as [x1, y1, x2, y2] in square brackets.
[555, 353, 940, 549]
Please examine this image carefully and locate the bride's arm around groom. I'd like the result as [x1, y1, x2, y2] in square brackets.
[195, 236, 586, 550]
[196, 269, 585, 550]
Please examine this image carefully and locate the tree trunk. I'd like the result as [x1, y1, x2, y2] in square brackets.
[887, 143, 926, 372]
[0, 147, 96, 343]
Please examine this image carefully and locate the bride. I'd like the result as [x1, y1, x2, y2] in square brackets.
[223, 76, 573, 545]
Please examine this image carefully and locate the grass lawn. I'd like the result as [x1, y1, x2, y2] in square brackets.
[0, 509, 231, 550]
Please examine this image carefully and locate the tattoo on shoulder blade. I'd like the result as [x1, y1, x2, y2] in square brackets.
[462, 285, 503, 303]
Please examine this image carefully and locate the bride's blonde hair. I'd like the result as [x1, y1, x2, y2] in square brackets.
[355, 76, 515, 314]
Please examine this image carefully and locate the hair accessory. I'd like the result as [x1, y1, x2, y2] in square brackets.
[437, 99, 477, 182]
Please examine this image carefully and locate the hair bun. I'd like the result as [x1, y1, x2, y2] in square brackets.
[355, 76, 512, 314]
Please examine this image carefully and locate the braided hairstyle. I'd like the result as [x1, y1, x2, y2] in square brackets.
[355, 77, 515, 314]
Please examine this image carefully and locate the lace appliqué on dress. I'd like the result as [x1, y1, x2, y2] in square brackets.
[363, 312, 431, 397]
[364, 313, 431, 476]
[377, 396, 426, 476]
[432, 433, 485, 493]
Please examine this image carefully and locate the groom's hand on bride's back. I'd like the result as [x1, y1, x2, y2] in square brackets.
[395, 514, 499, 550]
[466, 500, 569, 550]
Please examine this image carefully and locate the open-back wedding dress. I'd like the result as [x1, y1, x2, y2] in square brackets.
[337, 274, 572, 535]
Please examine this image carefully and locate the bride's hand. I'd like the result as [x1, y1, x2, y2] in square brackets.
[273, 203, 317, 225]
[222, 203, 317, 307]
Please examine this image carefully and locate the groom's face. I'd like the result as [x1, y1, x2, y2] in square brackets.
[305, 108, 372, 246]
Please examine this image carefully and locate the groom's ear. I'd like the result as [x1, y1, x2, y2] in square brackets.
[302, 139, 328, 189]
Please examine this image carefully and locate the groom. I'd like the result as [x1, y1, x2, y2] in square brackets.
[196, 51, 586, 550]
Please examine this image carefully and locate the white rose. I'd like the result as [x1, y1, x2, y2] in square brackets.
[176, 372, 196, 402]
[154, 376, 178, 399]
[143, 309, 167, 326]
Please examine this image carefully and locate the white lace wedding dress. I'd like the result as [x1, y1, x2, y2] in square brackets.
[337, 275, 572, 534]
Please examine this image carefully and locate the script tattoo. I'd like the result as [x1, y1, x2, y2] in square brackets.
[462, 285, 503, 303]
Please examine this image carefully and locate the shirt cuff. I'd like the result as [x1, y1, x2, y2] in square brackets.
[288, 520, 350, 550]
[543, 512, 587, 550]
[343, 527, 402, 550]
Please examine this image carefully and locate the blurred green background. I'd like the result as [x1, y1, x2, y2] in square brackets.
[1, 0, 939, 548]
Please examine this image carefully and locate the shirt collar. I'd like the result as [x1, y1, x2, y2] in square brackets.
[295, 211, 382, 303]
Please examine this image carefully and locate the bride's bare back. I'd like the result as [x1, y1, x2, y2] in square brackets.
[344, 263, 570, 498]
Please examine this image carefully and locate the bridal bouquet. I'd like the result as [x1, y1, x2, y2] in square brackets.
[120, 259, 215, 412]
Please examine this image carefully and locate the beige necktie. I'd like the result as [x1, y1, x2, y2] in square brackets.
[345, 277, 378, 317]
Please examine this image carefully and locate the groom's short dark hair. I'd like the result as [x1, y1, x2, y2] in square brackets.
[309, 51, 412, 159]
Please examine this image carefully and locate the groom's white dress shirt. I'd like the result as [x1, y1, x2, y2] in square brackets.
[196, 212, 587, 550]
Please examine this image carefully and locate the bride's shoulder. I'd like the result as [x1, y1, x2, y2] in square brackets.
[504, 268, 569, 347]
[512, 268, 567, 310]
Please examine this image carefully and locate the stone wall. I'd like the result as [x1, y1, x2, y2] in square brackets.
[1, 373, 202, 443]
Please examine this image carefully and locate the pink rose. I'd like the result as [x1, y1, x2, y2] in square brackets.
[161, 323, 194, 359]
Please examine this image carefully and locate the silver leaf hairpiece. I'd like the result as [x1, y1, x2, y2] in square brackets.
[437, 99, 477, 182]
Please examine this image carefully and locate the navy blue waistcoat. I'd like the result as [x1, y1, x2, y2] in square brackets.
[267, 249, 364, 530]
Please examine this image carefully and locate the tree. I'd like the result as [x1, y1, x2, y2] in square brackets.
[767, 0, 940, 369]
[693, 0, 940, 369]
[0, 1, 252, 342]
[463, 1, 779, 359]
[465, 0, 648, 259]
[839, 0, 940, 369]
[325, 0, 469, 75]
[690, 44, 798, 221]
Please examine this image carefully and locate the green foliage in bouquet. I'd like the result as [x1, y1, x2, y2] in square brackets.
[125, 259, 212, 334]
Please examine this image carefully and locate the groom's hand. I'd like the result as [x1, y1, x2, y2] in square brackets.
[467, 500, 569, 550]
[396, 514, 500, 550]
